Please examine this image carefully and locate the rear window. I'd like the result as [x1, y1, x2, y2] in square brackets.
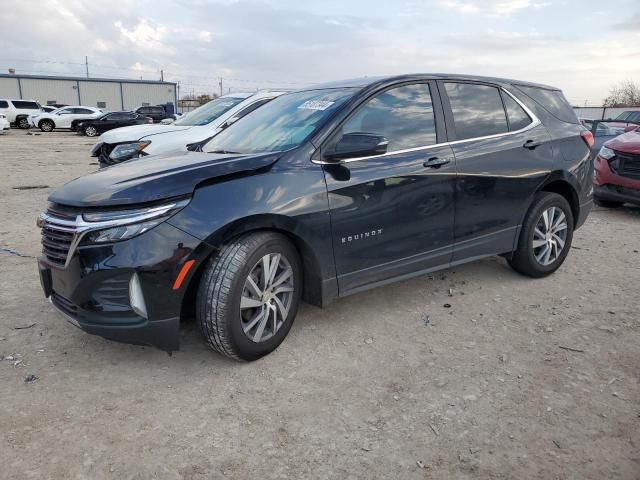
[11, 101, 40, 110]
[0, 100, 8, 108]
[445, 83, 508, 140]
[615, 111, 632, 121]
[628, 112, 640, 123]
[503, 94, 532, 131]
[514, 85, 578, 124]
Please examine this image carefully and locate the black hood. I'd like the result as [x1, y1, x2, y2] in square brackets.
[49, 151, 281, 208]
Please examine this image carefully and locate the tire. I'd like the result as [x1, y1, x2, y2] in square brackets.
[594, 197, 623, 208]
[196, 232, 302, 361]
[84, 125, 98, 137]
[39, 120, 54, 132]
[508, 192, 574, 278]
[17, 117, 30, 129]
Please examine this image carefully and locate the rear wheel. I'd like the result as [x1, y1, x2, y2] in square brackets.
[17, 117, 30, 129]
[39, 120, 54, 132]
[196, 232, 302, 361]
[84, 125, 98, 137]
[508, 192, 574, 278]
[594, 197, 623, 208]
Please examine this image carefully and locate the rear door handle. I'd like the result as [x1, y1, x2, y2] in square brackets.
[523, 139, 542, 149]
[423, 157, 451, 169]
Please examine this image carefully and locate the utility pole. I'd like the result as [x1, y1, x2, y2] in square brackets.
[85, 56, 89, 78]
[176, 80, 180, 112]
[219, 77, 223, 97]
[160, 69, 164, 82]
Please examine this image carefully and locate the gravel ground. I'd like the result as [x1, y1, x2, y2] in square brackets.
[1, 131, 639, 480]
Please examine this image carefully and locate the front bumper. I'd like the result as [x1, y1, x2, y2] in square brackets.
[594, 154, 640, 206]
[38, 222, 211, 351]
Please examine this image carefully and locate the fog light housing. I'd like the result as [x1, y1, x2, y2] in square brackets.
[129, 273, 148, 318]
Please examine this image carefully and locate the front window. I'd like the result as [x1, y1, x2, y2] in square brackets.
[174, 96, 246, 126]
[340, 83, 437, 152]
[203, 88, 357, 154]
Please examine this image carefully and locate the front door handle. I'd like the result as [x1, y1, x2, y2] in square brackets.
[423, 157, 451, 169]
[523, 139, 542, 149]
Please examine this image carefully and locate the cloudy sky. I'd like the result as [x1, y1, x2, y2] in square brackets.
[1, 0, 638, 105]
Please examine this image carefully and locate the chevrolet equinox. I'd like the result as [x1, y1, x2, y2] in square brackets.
[37, 74, 594, 360]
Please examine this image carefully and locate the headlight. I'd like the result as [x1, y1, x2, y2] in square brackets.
[110, 141, 151, 160]
[598, 146, 615, 160]
[79, 198, 189, 245]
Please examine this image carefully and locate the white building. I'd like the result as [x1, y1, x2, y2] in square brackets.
[0, 74, 177, 111]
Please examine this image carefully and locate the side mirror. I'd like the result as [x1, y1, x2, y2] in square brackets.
[220, 115, 241, 130]
[325, 133, 389, 161]
[624, 125, 638, 133]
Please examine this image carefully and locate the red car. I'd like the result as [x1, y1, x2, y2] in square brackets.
[594, 127, 640, 207]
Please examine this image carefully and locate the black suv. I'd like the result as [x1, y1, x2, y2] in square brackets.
[135, 105, 172, 123]
[76, 111, 153, 137]
[37, 74, 593, 360]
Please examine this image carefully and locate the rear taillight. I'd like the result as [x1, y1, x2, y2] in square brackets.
[581, 130, 594, 149]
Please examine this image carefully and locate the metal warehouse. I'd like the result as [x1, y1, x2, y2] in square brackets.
[0, 74, 177, 111]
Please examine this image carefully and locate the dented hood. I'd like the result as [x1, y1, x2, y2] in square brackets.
[49, 150, 281, 208]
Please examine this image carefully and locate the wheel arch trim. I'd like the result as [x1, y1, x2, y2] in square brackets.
[179, 214, 337, 311]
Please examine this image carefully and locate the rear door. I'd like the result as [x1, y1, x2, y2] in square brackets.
[322, 81, 456, 294]
[96, 113, 120, 132]
[439, 81, 553, 262]
[121, 112, 139, 127]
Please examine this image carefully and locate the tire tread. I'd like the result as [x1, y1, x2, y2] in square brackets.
[196, 232, 291, 360]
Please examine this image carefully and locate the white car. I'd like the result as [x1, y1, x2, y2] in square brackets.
[0, 113, 10, 133]
[91, 91, 286, 165]
[34, 106, 103, 132]
[0, 99, 42, 129]
[28, 105, 60, 126]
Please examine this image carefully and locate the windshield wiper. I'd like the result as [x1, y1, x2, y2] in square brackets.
[209, 149, 243, 154]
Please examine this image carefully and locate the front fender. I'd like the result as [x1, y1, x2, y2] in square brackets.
[166, 157, 338, 306]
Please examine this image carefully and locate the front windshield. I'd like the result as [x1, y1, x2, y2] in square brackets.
[174, 96, 246, 126]
[203, 88, 357, 154]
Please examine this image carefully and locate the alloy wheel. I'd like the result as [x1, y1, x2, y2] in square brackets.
[240, 253, 295, 343]
[41, 121, 53, 132]
[85, 126, 97, 137]
[532, 206, 568, 266]
[19, 118, 29, 129]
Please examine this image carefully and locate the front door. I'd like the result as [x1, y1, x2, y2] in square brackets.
[322, 82, 456, 294]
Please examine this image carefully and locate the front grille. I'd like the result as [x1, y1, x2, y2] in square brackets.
[51, 292, 78, 318]
[41, 226, 74, 266]
[616, 151, 640, 180]
[39, 205, 80, 268]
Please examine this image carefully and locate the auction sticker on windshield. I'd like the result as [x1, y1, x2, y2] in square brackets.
[298, 100, 335, 111]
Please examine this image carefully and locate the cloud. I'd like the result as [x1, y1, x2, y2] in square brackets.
[610, 13, 640, 31]
[436, 0, 551, 15]
[0, 0, 637, 105]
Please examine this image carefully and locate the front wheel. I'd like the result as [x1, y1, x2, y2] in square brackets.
[39, 120, 54, 132]
[508, 192, 574, 278]
[84, 125, 98, 137]
[196, 232, 302, 361]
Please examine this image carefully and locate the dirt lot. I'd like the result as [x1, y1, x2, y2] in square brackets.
[0, 130, 639, 479]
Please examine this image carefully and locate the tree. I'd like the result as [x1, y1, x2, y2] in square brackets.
[196, 94, 213, 105]
[603, 80, 640, 107]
